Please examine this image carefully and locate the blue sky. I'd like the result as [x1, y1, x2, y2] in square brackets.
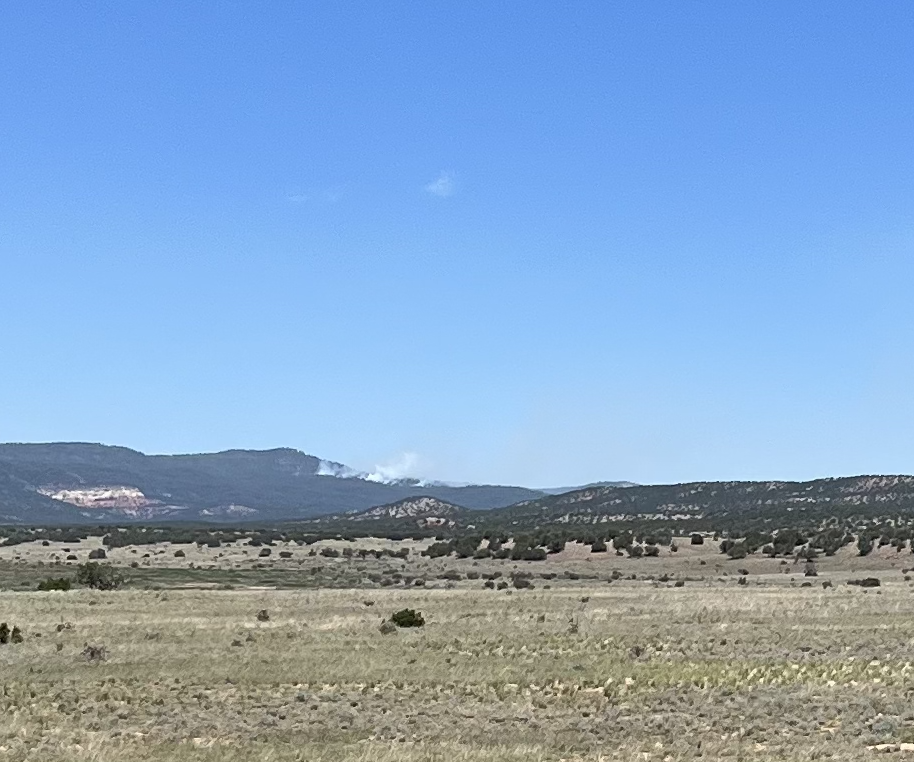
[2, 3, 913, 486]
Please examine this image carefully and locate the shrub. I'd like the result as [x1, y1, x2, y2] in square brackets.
[75, 562, 125, 590]
[591, 540, 607, 553]
[690, 533, 704, 545]
[37, 577, 72, 591]
[174, 550, 186, 558]
[512, 577, 534, 589]
[0, 623, 22, 645]
[88, 548, 107, 560]
[848, 577, 880, 588]
[726, 543, 749, 560]
[82, 644, 108, 662]
[258, 547, 272, 557]
[390, 609, 425, 628]
[644, 544, 660, 557]
[422, 541, 453, 558]
[319, 547, 340, 558]
[613, 534, 633, 551]
[279, 551, 293, 559]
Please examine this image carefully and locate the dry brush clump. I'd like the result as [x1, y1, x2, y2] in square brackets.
[0, 622, 24, 644]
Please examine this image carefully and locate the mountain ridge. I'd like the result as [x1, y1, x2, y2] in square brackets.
[0, 442, 544, 523]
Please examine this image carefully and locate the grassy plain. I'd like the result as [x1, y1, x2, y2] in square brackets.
[3, 539, 914, 760]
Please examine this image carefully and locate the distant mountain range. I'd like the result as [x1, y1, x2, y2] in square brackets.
[0, 442, 609, 524]
[324, 475, 914, 535]
[3, 443, 911, 531]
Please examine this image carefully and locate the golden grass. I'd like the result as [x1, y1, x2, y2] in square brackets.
[3, 578, 914, 760]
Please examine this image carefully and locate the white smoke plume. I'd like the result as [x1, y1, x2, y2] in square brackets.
[316, 452, 422, 485]
[315, 460, 364, 479]
[364, 452, 419, 483]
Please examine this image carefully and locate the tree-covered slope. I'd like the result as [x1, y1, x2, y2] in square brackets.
[0, 443, 542, 523]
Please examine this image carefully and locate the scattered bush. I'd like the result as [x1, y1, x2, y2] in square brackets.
[75, 562, 125, 590]
[848, 577, 881, 588]
[422, 541, 453, 558]
[0, 623, 23, 645]
[82, 643, 108, 662]
[511, 545, 547, 561]
[726, 543, 749, 560]
[390, 608, 425, 628]
[37, 577, 72, 591]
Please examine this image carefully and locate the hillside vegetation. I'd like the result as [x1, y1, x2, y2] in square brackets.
[0, 443, 541, 523]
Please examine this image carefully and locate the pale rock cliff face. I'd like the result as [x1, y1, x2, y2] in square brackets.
[353, 496, 464, 527]
[38, 486, 154, 510]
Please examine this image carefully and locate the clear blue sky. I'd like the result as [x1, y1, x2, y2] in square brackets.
[3, 2, 913, 486]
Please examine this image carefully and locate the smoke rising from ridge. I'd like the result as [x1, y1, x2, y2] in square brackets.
[315, 452, 422, 485]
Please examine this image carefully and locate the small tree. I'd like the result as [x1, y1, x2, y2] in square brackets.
[75, 562, 125, 590]
[613, 533, 633, 552]
[390, 609, 425, 628]
[37, 577, 72, 591]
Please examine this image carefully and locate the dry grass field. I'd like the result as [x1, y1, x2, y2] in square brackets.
[4, 538, 914, 760]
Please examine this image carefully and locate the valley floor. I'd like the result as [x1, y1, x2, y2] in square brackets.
[3, 551, 914, 761]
